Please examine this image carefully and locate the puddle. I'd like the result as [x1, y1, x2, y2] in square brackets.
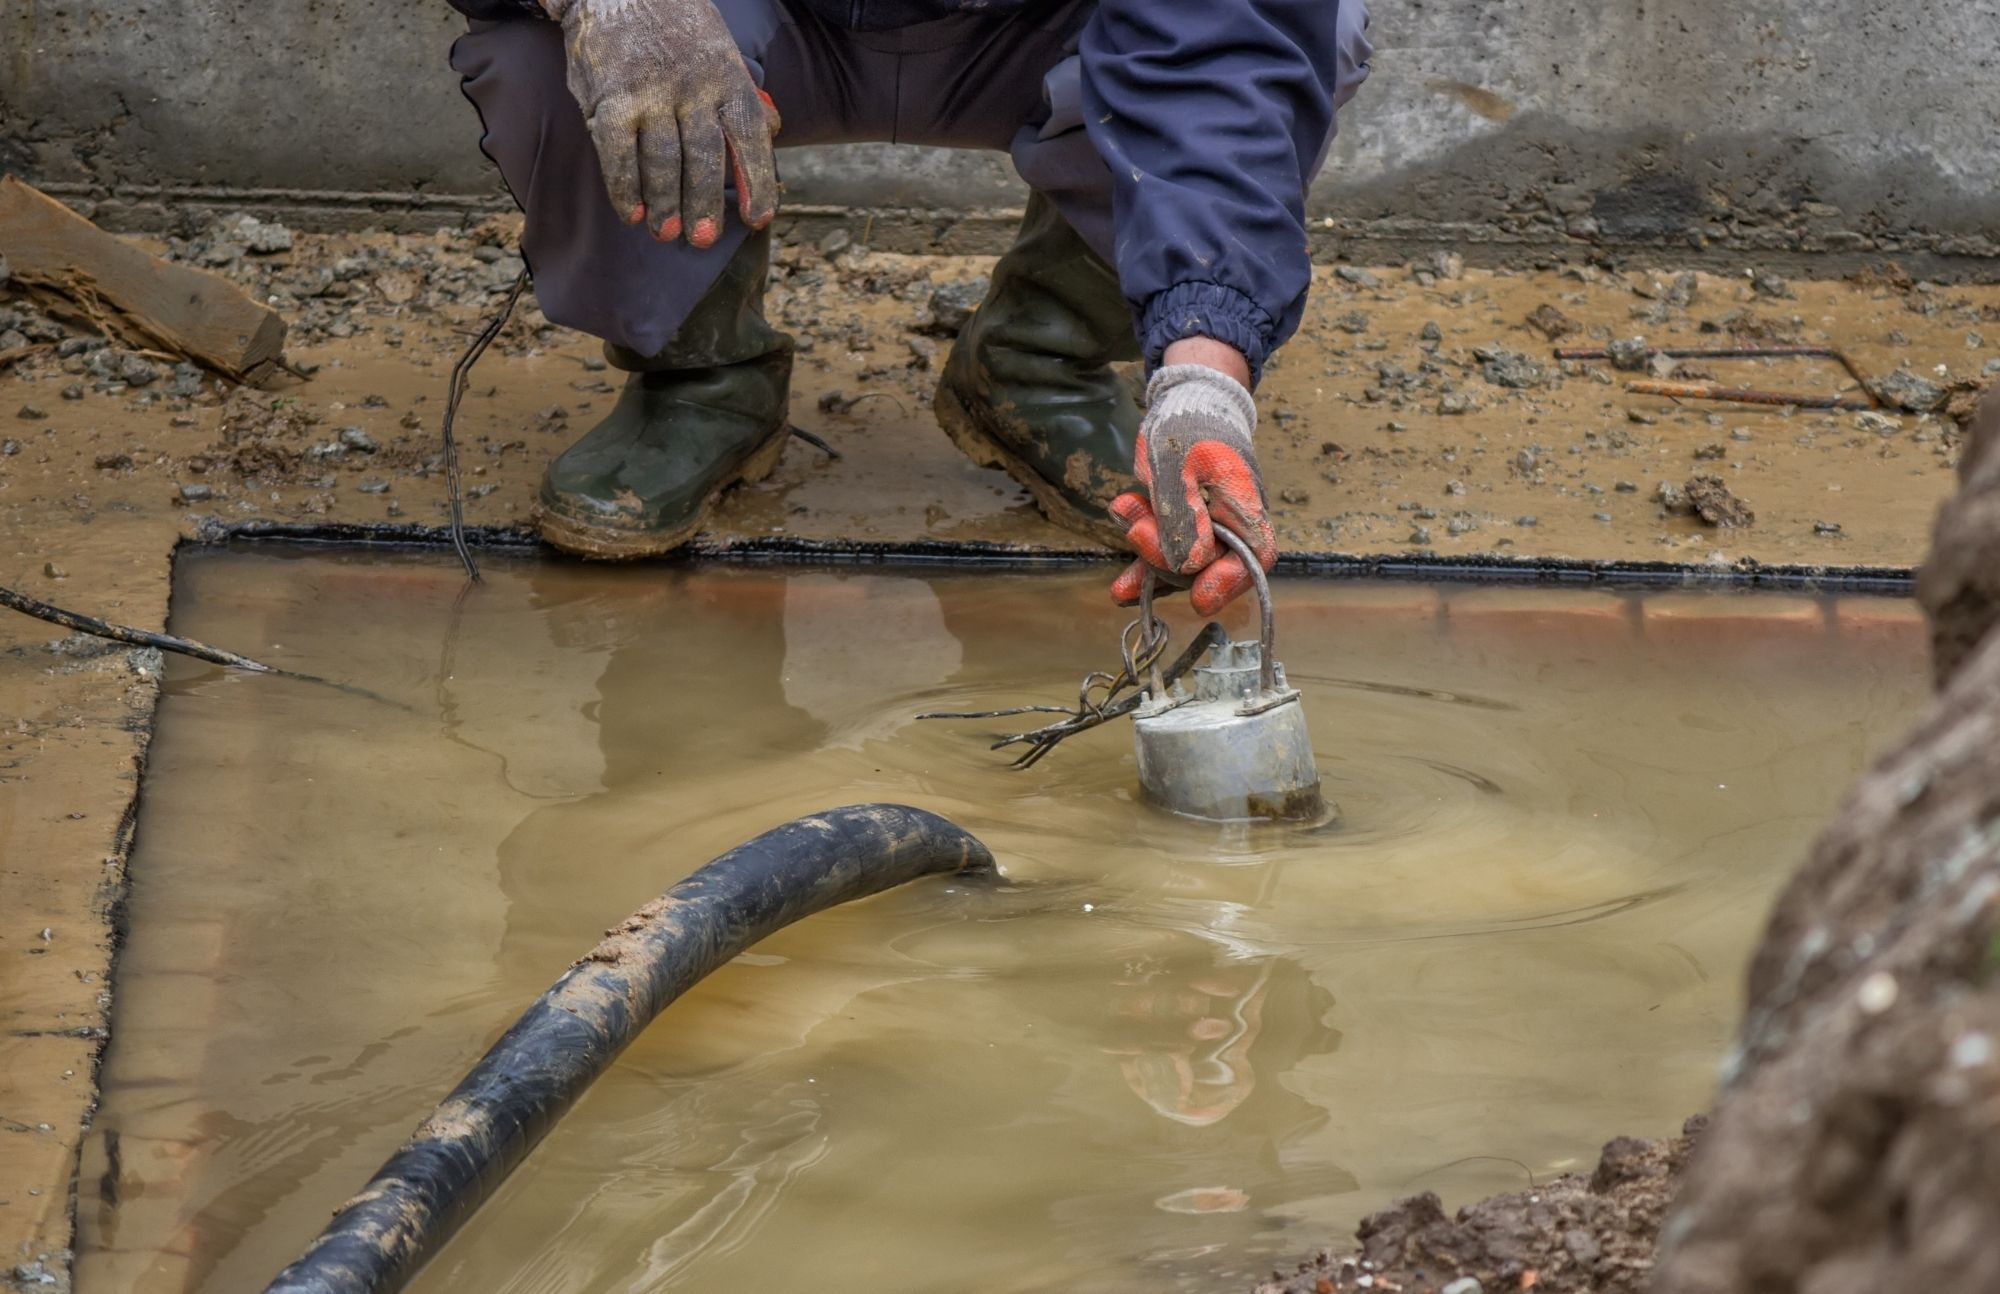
[80, 551, 1927, 1293]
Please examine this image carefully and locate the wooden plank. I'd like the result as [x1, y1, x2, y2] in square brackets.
[0, 176, 286, 384]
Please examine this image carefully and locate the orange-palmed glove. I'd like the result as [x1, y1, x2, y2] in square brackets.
[1109, 365, 1277, 616]
[543, 0, 782, 248]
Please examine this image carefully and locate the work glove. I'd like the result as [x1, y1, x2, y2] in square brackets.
[1109, 365, 1278, 617]
[542, 0, 781, 248]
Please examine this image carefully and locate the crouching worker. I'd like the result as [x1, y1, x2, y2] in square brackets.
[447, 0, 1369, 612]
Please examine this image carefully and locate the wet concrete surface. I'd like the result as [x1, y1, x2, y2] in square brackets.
[0, 219, 1988, 1285]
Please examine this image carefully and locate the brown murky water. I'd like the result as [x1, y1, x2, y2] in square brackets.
[80, 552, 1926, 1293]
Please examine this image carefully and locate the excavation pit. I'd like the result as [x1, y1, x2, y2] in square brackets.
[80, 548, 1927, 1293]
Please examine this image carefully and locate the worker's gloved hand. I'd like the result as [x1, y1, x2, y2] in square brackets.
[542, 0, 781, 248]
[1110, 365, 1277, 616]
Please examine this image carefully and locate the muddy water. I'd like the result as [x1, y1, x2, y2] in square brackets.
[80, 552, 1926, 1293]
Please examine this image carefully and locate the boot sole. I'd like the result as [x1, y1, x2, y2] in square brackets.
[532, 426, 790, 560]
[933, 380, 1131, 551]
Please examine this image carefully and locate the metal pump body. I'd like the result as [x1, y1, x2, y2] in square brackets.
[1129, 529, 1325, 823]
[1133, 639, 1322, 821]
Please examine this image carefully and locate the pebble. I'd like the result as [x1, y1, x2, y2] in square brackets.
[357, 479, 391, 494]
[581, 354, 608, 372]
[1419, 321, 1442, 344]
[1615, 480, 1638, 492]
[1515, 515, 1538, 526]
[1, 438, 20, 455]
[337, 426, 378, 452]
[1729, 428, 1753, 442]
[1408, 525, 1432, 545]
[1335, 265, 1381, 289]
[1593, 511, 1613, 522]
[16, 403, 46, 420]
[1515, 449, 1537, 473]
[1606, 336, 1651, 371]
[817, 227, 853, 259]
[1442, 1280, 1484, 1294]
[1856, 971, 1898, 1015]
[1436, 391, 1476, 416]
[42, 562, 65, 579]
[925, 278, 988, 335]
[60, 383, 85, 401]
[178, 483, 213, 502]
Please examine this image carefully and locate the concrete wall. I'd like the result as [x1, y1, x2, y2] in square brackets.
[2, 0, 1996, 271]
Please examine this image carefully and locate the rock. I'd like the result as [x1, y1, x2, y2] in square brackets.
[925, 277, 988, 335]
[1694, 442, 1727, 461]
[337, 425, 378, 452]
[0, 439, 18, 455]
[1441, 1280, 1484, 1294]
[1407, 525, 1431, 545]
[178, 482, 213, 502]
[817, 227, 852, 259]
[1616, 480, 1638, 492]
[93, 453, 132, 470]
[906, 336, 937, 370]
[1423, 250, 1465, 281]
[1684, 474, 1754, 527]
[60, 383, 84, 401]
[1606, 337, 1652, 371]
[1477, 348, 1547, 389]
[1436, 391, 1476, 416]
[87, 349, 160, 387]
[1526, 303, 1579, 340]
[1335, 310, 1369, 334]
[1279, 487, 1311, 505]
[1516, 448, 1538, 474]
[1748, 267, 1793, 299]
[0, 251, 8, 288]
[1420, 321, 1443, 344]
[1666, 271, 1699, 307]
[375, 270, 420, 305]
[16, 403, 45, 420]
[1869, 367, 1948, 414]
[226, 212, 294, 254]
[357, 478, 391, 494]
[1813, 520, 1843, 535]
[1657, 480, 1693, 515]
[1515, 515, 1538, 526]
[43, 562, 66, 579]
[1335, 265, 1381, 288]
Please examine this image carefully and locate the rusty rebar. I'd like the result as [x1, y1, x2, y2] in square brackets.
[1554, 343, 1878, 410]
[1622, 380, 1875, 411]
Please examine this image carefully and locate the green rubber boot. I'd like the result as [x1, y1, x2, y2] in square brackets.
[935, 193, 1141, 549]
[536, 231, 792, 559]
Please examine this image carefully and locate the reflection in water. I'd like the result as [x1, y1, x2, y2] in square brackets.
[79, 554, 1927, 1294]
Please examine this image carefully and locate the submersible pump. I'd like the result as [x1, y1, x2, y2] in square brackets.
[1129, 527, 1326, 824]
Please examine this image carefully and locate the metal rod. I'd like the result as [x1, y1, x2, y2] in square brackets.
[1212, 525, 1276, 693]
[1622, 380, 1875, 411]
[1553, 343, 1879, 408]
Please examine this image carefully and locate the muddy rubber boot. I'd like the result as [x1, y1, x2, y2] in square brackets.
[935, 193, 1141, 548]
[535, 231, 793, 559]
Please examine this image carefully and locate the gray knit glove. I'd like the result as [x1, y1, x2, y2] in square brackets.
[542, 0, 781, 248]
[1109, 365, 1277, 615]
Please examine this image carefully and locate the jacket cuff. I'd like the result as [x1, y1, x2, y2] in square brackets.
[1139, 282, 1275, 388]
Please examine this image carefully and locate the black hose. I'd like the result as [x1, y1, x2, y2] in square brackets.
[262, 804, 995, 1294]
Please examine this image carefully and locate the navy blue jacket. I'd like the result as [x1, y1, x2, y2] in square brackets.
[450, 0, 1365, 382]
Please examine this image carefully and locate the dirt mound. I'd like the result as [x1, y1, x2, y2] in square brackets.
[1254, 1122, 1701, 1294]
